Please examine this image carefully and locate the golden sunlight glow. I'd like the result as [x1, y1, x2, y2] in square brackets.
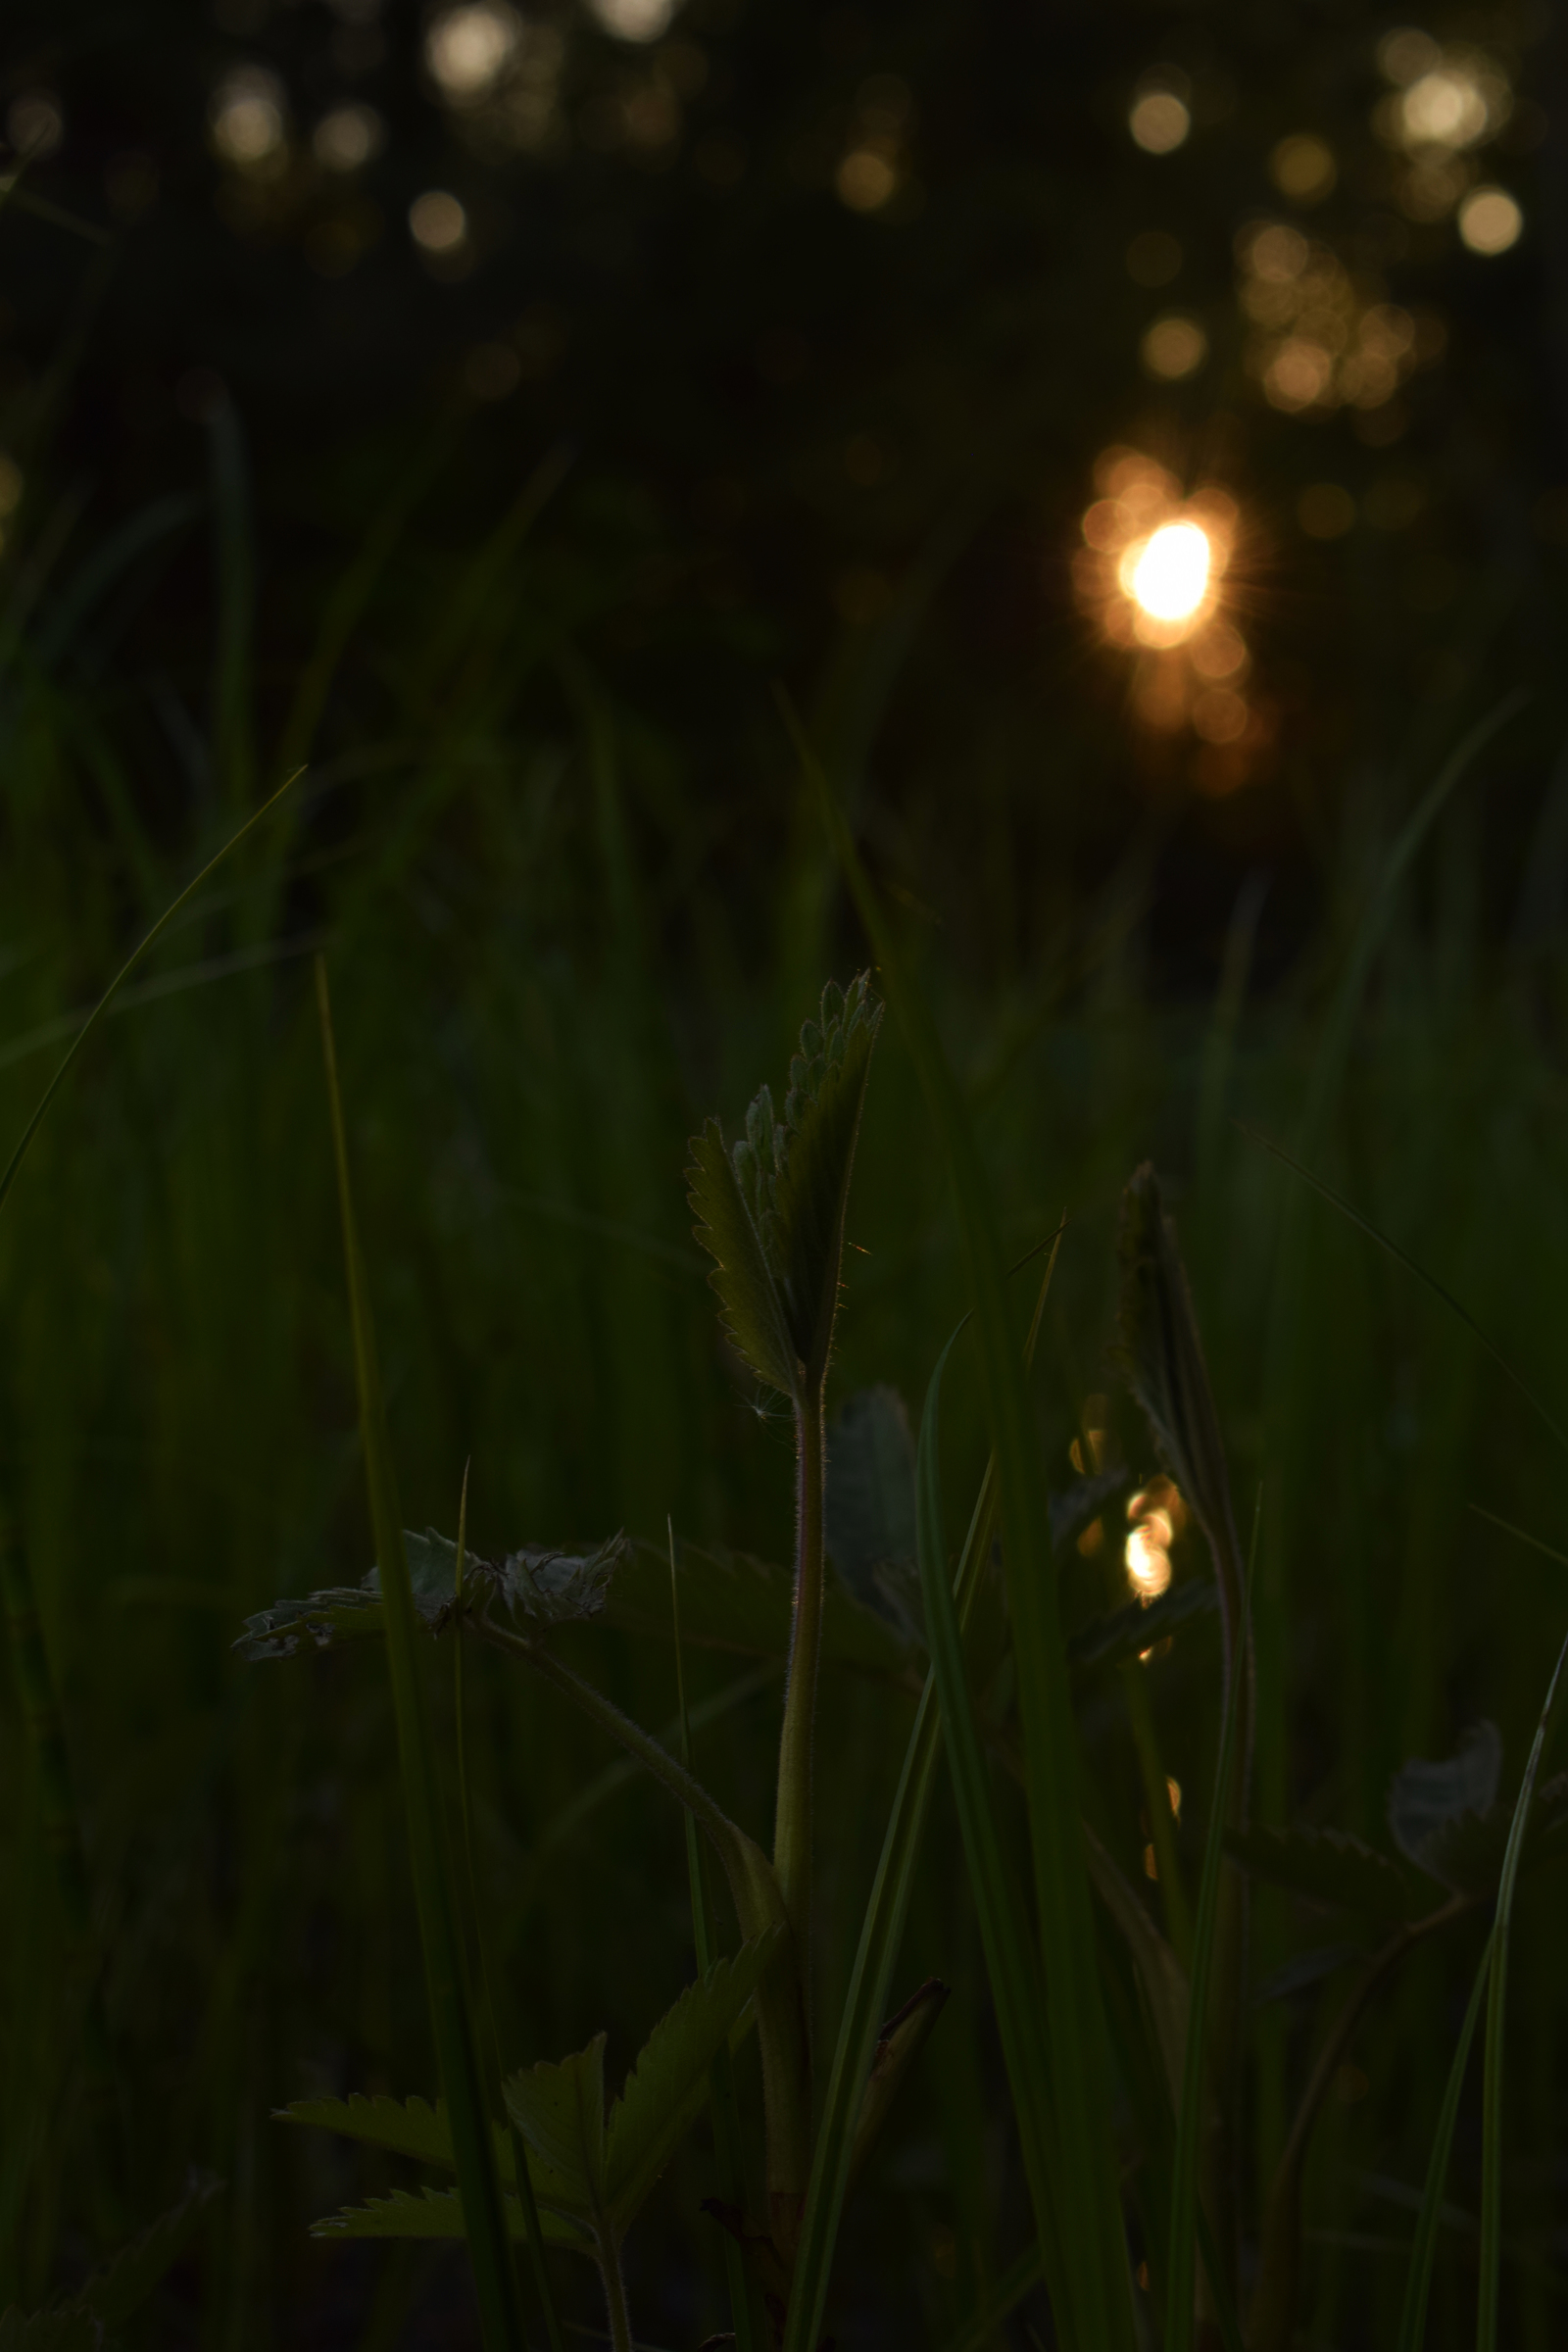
[1121, 521, 1211, 626]
[1125, 1478, 1187, 1605]
[1072, 453, 1257, 779]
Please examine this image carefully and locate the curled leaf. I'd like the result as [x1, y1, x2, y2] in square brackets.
[688, 975, 883, 1399]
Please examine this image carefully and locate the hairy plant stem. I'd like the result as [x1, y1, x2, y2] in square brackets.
[466, 1614, 812, 2261]
[594, 2228, 634, 2352]
[773, 1389, 825, 1962]
[1249, 1892, 1470, 2352]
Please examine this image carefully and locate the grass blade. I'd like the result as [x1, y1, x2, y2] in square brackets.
[315, 958, 526, 2352]
[784, 1244, 1061, 2352]
[1395, 1934, 1493, 2352]
[792, 697, 1133, 2348]
[0, 1524, 124, 2236]
[1477, 1629, 1568, 2350]
[1295, 690, 1526, 1157]
[455, 1471, 567, 2352]
[910, 1329, 1069, 2313]
[0, 767, 301, 1217]
[669, 1523, 760, 2352]
[1165, 1506, 1255, 2352]
[1239, 1125, 1568, 1462]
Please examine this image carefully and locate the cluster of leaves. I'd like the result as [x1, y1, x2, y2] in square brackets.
[689, 971, 883, 1404]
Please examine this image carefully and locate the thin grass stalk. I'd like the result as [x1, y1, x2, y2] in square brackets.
[670, 1523, 760, 2352]
[1477, 1630, 1568, 2350]
[454, 1470, 567, 2352]
[796, 700, 1134, 2347]
[0, 769, 300, 1215]
[911, 1329, 1070, 2322]
[0, 1523, 123, 2235]
[1164, 1512, 1255, 2352]
[1395, 1933, 1494, 2352]
[784, 1241, 1061, 2352]
[1249, 1901, 1466, 2352]
[315, 957, 526, 2352]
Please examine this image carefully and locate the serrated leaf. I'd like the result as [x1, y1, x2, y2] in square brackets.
[285, 2093, 591, 2229]
[603, 1931, 782, 2234]
[282, 2091, 454, 2169]
[235, 1530, 628, 1660]
[1389, 1722, 1502, 1878]
[686, 1117, 799, 1399]
[1067, 1577, 1218, 1675]
[312, 2185, 590, 2251]
[503, 2037, 608, 2222]
[81, 2170, 222, 2328]
[1225, 1825, 1424, 1924]
[771, 974, 883, 1386]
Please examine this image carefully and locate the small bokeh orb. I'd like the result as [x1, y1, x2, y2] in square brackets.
[1129, 89, 1191, 156]
[1141, 316, 1207, 381]
[1298, 482, 1357, 539]
[1269, 133, 1337, 203]
[409, 189, 468, 254]
[1458, 186, 1523, 255]
[313, 104, 384, 172]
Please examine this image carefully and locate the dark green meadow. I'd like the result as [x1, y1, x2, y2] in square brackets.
[6, 3, 1568, 2345]
[5, 497, 1568, 2346]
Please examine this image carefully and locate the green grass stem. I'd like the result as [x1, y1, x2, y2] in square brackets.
[669, 1521, 760, 2352]
[1477, 1630, 1568, 2350]
[796, 695, 1134, 2348]
[1395, 1934, 1494, 2352]
[316, 958, 527, 2352]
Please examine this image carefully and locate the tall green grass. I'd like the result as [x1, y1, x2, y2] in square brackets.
[2, 415, 1568, 2349]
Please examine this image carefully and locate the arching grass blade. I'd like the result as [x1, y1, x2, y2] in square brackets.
[1166, 1512, 1254, 2352]
[1395, 1933, 1493, 2352]
[316, 958, 526, 2352]
[0, 767, 302, 1216]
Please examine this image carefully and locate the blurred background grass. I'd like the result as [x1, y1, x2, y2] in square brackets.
[3, 0, 1568, 2344]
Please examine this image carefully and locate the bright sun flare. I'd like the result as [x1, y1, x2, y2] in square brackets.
[1121, 520, 1213, 624]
